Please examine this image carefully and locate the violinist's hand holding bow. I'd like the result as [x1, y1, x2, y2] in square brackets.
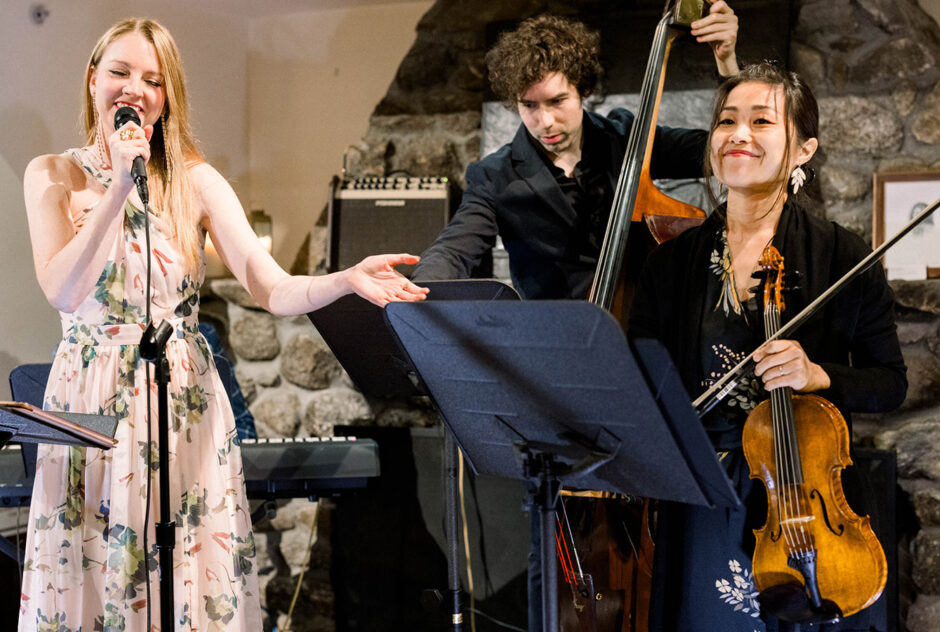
[344, 254, 430, 307]
[691, 0, 739, 77]
[753, 339, 831, 393]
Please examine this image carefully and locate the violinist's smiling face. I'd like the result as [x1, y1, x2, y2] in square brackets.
[710, 81, 804, 197]
[518, 72, 584, 162]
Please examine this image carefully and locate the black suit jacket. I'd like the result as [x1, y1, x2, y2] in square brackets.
[412, 108, 708, 299]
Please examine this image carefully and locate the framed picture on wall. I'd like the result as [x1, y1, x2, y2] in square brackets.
[873, 170, 940, 280]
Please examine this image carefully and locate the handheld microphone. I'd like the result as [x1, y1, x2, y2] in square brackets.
[114, 106, 150, 205]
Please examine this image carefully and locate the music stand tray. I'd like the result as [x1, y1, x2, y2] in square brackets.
[0, 401, 117, 450]
[385, 300, 736, 505]
[307, 280, 519, 398]
[308, 280, 520, 629]
[0, 402, 117, 563]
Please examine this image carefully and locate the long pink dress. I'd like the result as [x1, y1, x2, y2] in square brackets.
[18, 147, 262, 631]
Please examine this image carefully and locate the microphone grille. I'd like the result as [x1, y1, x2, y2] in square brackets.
[114, 106, 141, 129]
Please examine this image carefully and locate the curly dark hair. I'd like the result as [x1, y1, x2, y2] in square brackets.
[485, 15, 602, 108]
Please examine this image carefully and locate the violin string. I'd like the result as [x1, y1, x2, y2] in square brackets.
[761, 252, 816, 564]
[784, 386, 810, 554]
[772, 303, 812, 555]
[768, 303, 803, 554]
[766, 305, 791, 549]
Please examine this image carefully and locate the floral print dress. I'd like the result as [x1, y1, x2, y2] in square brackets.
[18, 147, 261, 632]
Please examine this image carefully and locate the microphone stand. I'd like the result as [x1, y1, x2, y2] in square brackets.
[140, 320, 175, 632]
[124, 134, 174, 630]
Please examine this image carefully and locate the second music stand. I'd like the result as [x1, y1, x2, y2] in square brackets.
[385, 300, 739, 632]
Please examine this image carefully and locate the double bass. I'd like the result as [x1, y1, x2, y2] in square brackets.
[742, 246, 887, 623]
[556, 1, 710, 631]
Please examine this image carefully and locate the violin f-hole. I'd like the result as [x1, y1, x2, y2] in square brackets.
[809, 489, 846, 537]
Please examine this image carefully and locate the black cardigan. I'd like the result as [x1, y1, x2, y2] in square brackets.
[628, 201, 907, 423]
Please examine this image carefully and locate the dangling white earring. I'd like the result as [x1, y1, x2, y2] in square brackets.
[790, 164, 806, 194]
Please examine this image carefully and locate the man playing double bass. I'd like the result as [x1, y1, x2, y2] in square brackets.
[412, 3, 738, 299]
[410, 3, 740, 630]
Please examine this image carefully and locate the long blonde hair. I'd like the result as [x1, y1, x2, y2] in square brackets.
[82, 18, 203, 271]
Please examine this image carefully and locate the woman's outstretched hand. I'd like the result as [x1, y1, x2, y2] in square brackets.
[345, 254, 430, 307]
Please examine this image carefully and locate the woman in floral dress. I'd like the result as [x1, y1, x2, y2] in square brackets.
[629, 63, 906, 631]
[18, 18, 427, 632]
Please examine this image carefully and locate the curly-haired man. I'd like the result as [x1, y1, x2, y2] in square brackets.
[413, 3, 738, 300]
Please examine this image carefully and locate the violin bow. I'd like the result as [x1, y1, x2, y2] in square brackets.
[694, 195, 940, 416]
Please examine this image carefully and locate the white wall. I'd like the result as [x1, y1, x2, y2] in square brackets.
[0, 0, 430, 399]
[247, 2, 432, 266]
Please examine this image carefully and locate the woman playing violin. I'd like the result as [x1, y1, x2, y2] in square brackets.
[629, 62, 907, 631]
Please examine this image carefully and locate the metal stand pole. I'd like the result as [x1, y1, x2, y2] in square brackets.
[522, 451, 560, 632]
[142, 321, 175, 632]
[536, 455, 559, 632]
[444, 430, 463, 631]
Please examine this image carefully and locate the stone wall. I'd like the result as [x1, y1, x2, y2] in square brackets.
[791, 2, 940, 631]
[222, 1, 940, 630]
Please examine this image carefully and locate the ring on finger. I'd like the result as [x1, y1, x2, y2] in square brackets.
[119, 129, 134, 141]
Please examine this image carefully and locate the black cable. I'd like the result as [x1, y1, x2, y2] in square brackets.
[140, 198, 154, 632]
[466, 470, 496, 596]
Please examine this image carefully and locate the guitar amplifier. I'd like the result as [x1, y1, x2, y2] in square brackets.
[327, 175, 455, 276]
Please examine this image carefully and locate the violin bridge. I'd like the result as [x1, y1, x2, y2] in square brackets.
[780, 515, 816, 528]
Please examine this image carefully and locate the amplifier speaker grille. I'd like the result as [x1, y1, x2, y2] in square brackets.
[327, 177, 453, 276]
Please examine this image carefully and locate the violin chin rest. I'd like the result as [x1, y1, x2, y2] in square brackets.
[757, 583, 842, 625]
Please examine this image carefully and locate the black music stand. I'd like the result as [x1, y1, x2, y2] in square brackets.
[0, 401, 117, 450]
[384, 300, 739, 632]
[308, 279, 520, 630]
[0, 399, 118, 563]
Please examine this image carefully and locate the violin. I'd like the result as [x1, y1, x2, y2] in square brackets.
[741, 246, 886, 624]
